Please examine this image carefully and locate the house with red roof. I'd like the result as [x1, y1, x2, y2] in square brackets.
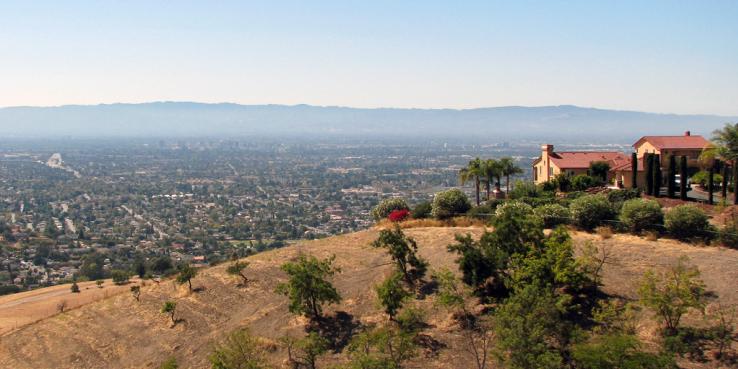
[532, 144, 629, 184]
[533, 131, 710, 188]
[612, 131, 709, 188]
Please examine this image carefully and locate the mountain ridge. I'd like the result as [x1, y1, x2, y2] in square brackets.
[0, 102, 734, 140]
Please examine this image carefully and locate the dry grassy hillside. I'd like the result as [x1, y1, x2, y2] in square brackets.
[0, 226, 736, 369]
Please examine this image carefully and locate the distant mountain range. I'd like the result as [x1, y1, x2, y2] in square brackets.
[0, 102, 734, 141]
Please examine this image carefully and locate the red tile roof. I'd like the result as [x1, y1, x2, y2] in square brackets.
[549, 151, 629, 169]
[634, 135, 709, 150]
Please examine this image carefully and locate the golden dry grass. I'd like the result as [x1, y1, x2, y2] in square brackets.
[0, 228, 736, 369]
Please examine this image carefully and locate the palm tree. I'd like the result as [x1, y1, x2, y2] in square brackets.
[710, 123, 738, 161]
[499, 157, 523, 193]
[459, 158, 483, 206]
[481, 159, 501, 200]
[704, 123, 738, 204]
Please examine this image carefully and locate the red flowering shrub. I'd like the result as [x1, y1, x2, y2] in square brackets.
[388, 209, 410, 222]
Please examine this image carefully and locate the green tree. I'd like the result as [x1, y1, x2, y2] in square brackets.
[176, 264, 197, 291]
[111, 269, 130, 285]
[572, 334, 676, 369]
[226, 261, 249, 285]
[345, 325, 418, 369]
[638, 256, 706, 334]
[493, 284, 566, 369]
[589, 161, 610, 182]
[275, 254, 341, 319]
[431, 188, 472, 220]
[70, 281, 80, 293]
[161, 301, 177, 325]
[282, 332, 329, 369]
[706, 122, 738, 162]
[460, 158, 484, 206]
[371, 226, 428, 285]
[500, 157, 524, 194]
[375, 272, 411, 320]
[79, 252, 106, 280]
[209, 328, 272, 369]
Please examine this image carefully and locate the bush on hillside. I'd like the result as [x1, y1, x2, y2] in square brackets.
[410, 201, 432, 219]
[431, 189, 471, 220]
[388, 209, 410, 222]
[664, 205, 711, 241]
[534, 204, 571, 228]
[570, 194, 616, 231]
[619, 199, 663, 233]
[515, 195, 558, 208]
[553, 173, 572, 192]
[494, 201, 534, 221]
[371, 198, 409, 221]
[111, 269, 130, 285]
[509, 180, 542, 199]
[607, 188, 641, 212]
[467, 203, 495, 220]
[571, 175, 603, 191]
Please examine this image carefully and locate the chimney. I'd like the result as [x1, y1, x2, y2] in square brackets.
[684, 131, 691, 136]
[541, 144, 554, 155]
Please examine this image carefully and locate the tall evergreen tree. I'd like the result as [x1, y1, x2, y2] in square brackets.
[680, 156, 688, 201]
[721, 161, 729, 200]
[708, 164, 715, 205]
[630, 152, 638, 189]
[652, 154, 661, 198]
[645, 154, 654, 196]
[667, 155, 676, 198]
[733, 163, 738, 205]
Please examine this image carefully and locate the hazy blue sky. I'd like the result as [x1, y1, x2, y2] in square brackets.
[1, 1, 737, 115]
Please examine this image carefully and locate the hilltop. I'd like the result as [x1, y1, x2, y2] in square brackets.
[0, 103, 734, 140]
[0, 226, 736, 369]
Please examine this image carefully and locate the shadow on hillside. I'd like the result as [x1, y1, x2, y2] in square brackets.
[308, 311, 362, 352]
[416, 278, 438, 300]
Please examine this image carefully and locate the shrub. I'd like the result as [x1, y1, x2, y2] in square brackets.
[431, 188, 471, 220]
[371, 198, 409, 221]
[494, 201, 534, 221]
[619, 199, 664, 233]
[638, 256, 706, 334]
[553, 173, 571, 192]
[111, 270, 130, 285]
[509, 180, 542, 199]
[664, 205, 711, 241]
[691, 171, 723, 189]
[517, 196, 557, 208]
[388, 209, 410, 222]
[570, 194, 616, 231]
[410, 201, 432, 219]
[571, 175, 603, 191]
[534, 204, 571, 228]
[607, 188, 641, 212]
[209, 329, 270, 369]
[70, 282, 80, 293]
[467, 203, 494, 220]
